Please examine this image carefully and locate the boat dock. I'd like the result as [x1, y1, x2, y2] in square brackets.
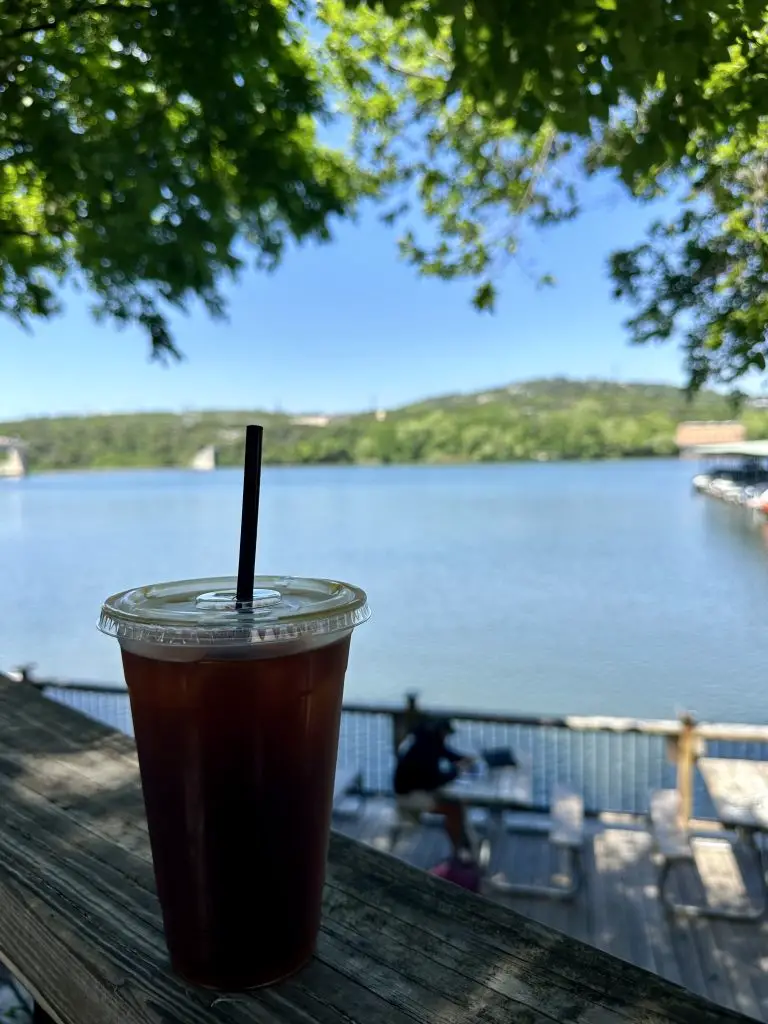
[689, 440, 768, 511]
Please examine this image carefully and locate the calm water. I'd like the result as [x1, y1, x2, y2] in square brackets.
[2, 461, 768, 722]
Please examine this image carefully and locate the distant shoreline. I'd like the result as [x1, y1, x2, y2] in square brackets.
[3, 379, 748, 472]
[12, 454, 687, 478]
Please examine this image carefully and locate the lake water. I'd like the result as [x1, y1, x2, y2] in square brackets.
[2, 460, 768, 722]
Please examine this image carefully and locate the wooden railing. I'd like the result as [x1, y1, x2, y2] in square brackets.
[13, 668, 768, 825]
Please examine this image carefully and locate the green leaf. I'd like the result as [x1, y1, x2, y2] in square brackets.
[472, 281, 497, 311]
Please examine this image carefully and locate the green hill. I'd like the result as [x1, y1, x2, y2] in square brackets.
[2, 378, 760, 471]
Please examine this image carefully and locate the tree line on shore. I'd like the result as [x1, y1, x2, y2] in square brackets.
[5, 380, 768, 472]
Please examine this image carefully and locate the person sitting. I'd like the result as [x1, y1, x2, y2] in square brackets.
[394, 716, 474, 854]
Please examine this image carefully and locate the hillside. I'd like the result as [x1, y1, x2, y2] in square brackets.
[1, 378, 760, 471]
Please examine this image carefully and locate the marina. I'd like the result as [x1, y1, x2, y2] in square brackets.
[690, 440, 768, 512]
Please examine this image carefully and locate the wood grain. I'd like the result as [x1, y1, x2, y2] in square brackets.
[338, 787, 768, 1018]
[0, 676, 752, 1024]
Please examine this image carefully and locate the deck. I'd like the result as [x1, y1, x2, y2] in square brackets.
[335, 797, 768, 1021]
[0, 673, 741, 1024]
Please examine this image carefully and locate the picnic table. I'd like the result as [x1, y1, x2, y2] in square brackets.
[698, 757, 768, 831]
[0, 673, 752, 1024]
[439, 764, 534, 809]
[440, 766, 585, 898]
[659, 756, 768, 920]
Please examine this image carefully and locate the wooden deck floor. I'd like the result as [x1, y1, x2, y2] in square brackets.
[334, 797, 768, 1021]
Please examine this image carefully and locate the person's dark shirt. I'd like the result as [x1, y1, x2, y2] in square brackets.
[394, 724, 463, 795]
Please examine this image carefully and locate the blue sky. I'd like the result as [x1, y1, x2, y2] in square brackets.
[2, 174, 696, 420]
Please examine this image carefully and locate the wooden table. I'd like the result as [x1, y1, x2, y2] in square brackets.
[440, 768, 586, 898]
[698, 757, 768, 830]
[439, 765, 533, 809]
[0, 676, 751, 1024]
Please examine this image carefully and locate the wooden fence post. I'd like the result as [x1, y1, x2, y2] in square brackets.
[676, 712, 697, 826]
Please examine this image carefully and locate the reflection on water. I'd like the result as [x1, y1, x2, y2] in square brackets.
[0, 483, 24, 537]
[3, 461, 768, 722]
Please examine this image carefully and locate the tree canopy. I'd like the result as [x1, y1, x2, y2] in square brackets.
[0, 0, 357, 357]
[320, 0, 768, 385]
[1, 0, 766, 385]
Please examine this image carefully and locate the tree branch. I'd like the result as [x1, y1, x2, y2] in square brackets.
[1, 1, 152, 43]
[377, 56, 445, 83]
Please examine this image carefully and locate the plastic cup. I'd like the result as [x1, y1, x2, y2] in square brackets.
[98, 575, 369, 990]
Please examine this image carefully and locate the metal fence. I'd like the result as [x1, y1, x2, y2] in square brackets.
[39, 683, 768, 820]
[336, 710, 683, 815]
[446, 718, 677, 816]
[45, 685, 134, 737]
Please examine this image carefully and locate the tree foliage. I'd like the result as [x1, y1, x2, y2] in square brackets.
[610, 121, 768, 388]
[320, 0, 768, 385]
[1, 0, 767, 385]
[320, 0, 579, 306]
[0, 0, 357, 356]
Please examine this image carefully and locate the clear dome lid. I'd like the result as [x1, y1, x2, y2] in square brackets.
[99, 575, 370, 648]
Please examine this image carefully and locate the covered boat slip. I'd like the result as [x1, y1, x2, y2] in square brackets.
[0, 673, 745, 1024]
[689, 442, 768, 459]
[687, 439, 768, 501]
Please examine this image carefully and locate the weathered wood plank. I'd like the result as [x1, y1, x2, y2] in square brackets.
[731, 842, 768, 1021]
[329, 830, 746, 1022]
[603, 830, 661, 976]
[626, 829, 684, 990]
[547, 833, 593, 946]
[591, 829, 655, 973]
[693, 840, 763, 1020]
[661, 862, 715, 1007]
[0, 677, 754, 1024]
[503, 831, 578, 936]
[334, 781, 768, 1019]
[487, 829, 552, 923]
[674, 851, 740, 1014]
[336, 786, 768, 1018]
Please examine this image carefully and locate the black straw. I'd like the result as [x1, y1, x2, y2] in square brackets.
[236, 424, 263, 606]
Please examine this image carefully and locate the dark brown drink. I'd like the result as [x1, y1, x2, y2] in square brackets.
[122, 635, 351, 989]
